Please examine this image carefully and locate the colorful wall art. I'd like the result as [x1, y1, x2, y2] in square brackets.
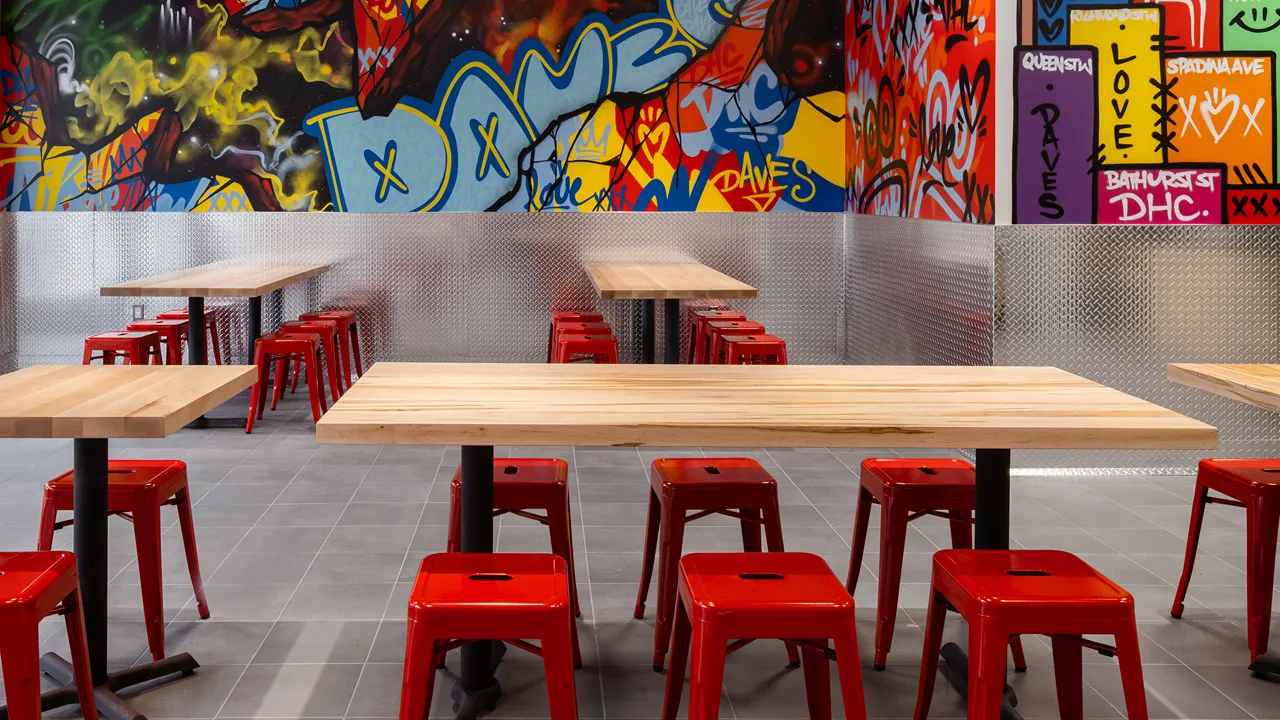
[1014, 0, 1280, 224]
[1, 0, 844, 212]
[845, 0, 997, 223]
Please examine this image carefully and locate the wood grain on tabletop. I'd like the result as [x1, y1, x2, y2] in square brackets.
[0, 365, 257, 438]
[584, 263, 757, 299]
[1168, 363, 1280, 413]
[317, 362, 1217, 449]
[100, 262, 329, 298]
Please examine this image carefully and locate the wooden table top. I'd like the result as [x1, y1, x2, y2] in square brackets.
[1168, 363, 1280, 413]
[101, 262, 330, 298]
[0, 365, 257, 438]
[317, 363, 1217, 449]
[584, 263, 757, 300]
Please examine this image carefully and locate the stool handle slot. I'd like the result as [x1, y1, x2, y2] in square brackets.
[108, 469, 138, 475]
[1004, 569, 1051, 577]
[918, 467, 938, 475]
[703, 466, 721, 474]
[1264, 468, 1280, 473]
[503, 466, 519, 474]
[738, 573, 784, 580]
[468, 573, 514, 581]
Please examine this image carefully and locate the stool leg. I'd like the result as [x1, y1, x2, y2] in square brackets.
[446, 481, 462, 554]
[653, 497, 687, 670]
[323, 337, 343, 402]
[800, 639, 832, 720]
[873, 504, 909, 670]
[1246, 496, 1279, 661]
[547, 491, 583, 619]
[948, 510, 972, 550]
[271, 357, 288, 410]
[739, 508, 762, 552]
[83, 342, 94, 365]
[634, 488, 661, 619]
[63, 587, 101, 720]
[305, 347, 327, 422]
[336, 327, 354, 387]
[846, 487, 874, 593]
[688, 620, 726, 720]
[541, 619, 581, 720]
[1113, 622, 1150, 720]
[1050, 635, 1084, 720]
[175, 487, 211, 619]
[399, 620, 438, 720]
[133, 498, 167, 661]
[1009, 635, 1028, 673]
[832, 623, 868, 720]
[350, 325, 365, 376]
[663, 598, 694, 720]
[759, 497, 800, 667]
[290, 357, 303, 394]
[247, 347, 268, 433]
[967, 619, 1008, 720]
[0, 619, 44, 719]
[209, 323, 223, 365]
[37, 494, 57, 551]
[1171, 479, 1209, 619]
[913, 590, 947, 720]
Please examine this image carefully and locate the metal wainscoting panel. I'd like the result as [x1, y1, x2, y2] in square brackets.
[996, 224, 1280, 473]
[846, 214, 995, 366]
[2, 212, 844, 368]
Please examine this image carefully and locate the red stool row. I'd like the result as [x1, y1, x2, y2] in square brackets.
[83, 331, 163, 365]
[158, 306, 228, 365]
[548, 310, 618, 363]
[126, 319, 188, 365]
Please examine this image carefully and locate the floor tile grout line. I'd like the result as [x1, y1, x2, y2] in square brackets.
[572, 445, 609, 719]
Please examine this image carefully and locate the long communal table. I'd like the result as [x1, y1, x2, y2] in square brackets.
[102, 262, 329, 427]
[0, 365, 257, 720]
[584, 263, 756, 364]
[318, 362, 1216, 719]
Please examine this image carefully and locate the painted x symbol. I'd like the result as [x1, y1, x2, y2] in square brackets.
[471, 113, 511, 181]
[363, 139, 409, 203]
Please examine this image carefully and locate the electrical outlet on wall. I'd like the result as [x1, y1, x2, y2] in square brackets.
[132, 304, 145, 320]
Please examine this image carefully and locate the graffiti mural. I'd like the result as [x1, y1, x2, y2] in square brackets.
[845, 0, 996, 223]
[1013, 0, 1280, 224]
[1, 0, 844, 212]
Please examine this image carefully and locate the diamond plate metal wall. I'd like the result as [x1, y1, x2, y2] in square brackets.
[846, 214, 994, 366]
[996, 224, 1280, 473]
[2, 212, 843, 368]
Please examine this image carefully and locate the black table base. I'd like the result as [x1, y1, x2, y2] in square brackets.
[663, 299, 681, 365]
[185, 294, 264, 430]
[0, 652, 199, 720]
[639, 300, 655, 363]
[451, 446, 506, 719]
[1250, 652, 1280, 681]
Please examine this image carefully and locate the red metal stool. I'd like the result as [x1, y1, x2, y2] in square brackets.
[299, 310, 362, 386]
[158, 308, 226, 364]
[688, 310, 745, 363]
[37, 460, 210, 663]
[552, 334, 618, 364]
[280, 319, 344, 402]
[548, 310, 604, 361]
[555, 321, 613, 337]
[126, 319, 189, 365]
[82, 331, 163, 366]
[705, 321, 766, 365]
[636, 458, 796, 670]
[1172, 458, 1280, 665]
[399, 553, 579, 720]
[247, 332, 327, 432]
[446, 459, 582, 619]
[915, 550, 1149, 720]
[848, 458, 1027, 671]
[0, 552, 99, 720]
[720, 334, 788, 364]
[662, 552, 867, 720]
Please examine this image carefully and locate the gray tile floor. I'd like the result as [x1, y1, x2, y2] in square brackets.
[0, 390, 1277, 719]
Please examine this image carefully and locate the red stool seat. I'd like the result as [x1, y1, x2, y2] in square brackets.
[398, 553, 579, 720]
[126, 319, 189, 365]
[247, 332, 328, 431]
[548, 310, 604, 361]
[636, 458, 794, 670]
[82, 331, 163, 366]
[552, 334, 618, 363]
[280, 319, 345, 402]
[720, 334, 788, 364]
[848, 458, 1027, 670]
[705, 321, 765, 365]
[915, 550, 1149, 720]
[689, 310, 745, 363]
[662, 553, 867, 720]
[446, 459, 582, 619]
[39, 460, 210, 663]
[1172, 458, 1280, 664]
[158, 308, 225, 364]
[299, 310, 363, 386]
[0, 552, 99, 720]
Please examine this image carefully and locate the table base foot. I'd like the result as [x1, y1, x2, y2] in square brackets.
[0, 651, 200, 720]
[939, 642, 1024, 720]
[185, 416, 247, 430]
[1249, 652, 1280, 681]
[449, 641, 506, 719]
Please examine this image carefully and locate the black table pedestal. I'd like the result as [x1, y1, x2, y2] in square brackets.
[639, 300, 655, 363]
[0, 439, 201, 720]
[449, 445, 505, 719]
[663, 299, 681, 364]
[186, 295, 264, 429]
[1250, 652, 1280, 681]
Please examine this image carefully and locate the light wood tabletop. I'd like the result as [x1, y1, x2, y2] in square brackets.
[101, 262, 330, 298]
[584, 263, 757, 300]
[1168, 363, 1280, 413]
[0, 365, 257, 438]
[317, 363, 1217, 449]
